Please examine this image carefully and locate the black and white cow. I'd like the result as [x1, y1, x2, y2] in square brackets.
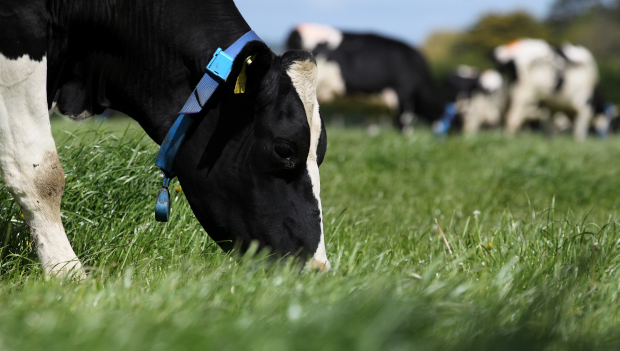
[0, 0, 329, 276]
[444, 66, 506, 134]
[286, 23, 452, 134]
[493, 39, 615, 140]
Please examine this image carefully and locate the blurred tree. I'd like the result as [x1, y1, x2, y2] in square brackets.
[547, 0, 602, 24]
[459, 11, 550, 56]
[546, 0, 620, 60]
[423, 12, 549, 78]
[422, 5, 620, 104]
[421, 31, 462, 64]
[545, 0, 620, 103]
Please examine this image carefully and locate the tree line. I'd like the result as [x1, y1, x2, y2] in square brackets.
[424, 0, 620, 103]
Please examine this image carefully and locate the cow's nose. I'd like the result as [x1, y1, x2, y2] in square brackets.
[309, 258, 331, 272]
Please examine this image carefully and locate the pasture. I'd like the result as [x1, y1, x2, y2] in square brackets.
[2, 117, 620, 350]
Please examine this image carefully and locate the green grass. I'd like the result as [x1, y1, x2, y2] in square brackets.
[2, 118, 620, 350]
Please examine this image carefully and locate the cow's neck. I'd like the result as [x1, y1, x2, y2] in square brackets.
[47, 0, 251, 144]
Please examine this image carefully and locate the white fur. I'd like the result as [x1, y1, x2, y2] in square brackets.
[458, 69, 506, 134]
[286, 59, 330, 272]
[296, 23, 343, 51]
[464, 39, 599, 140]
[479, 70, 503, 93]
[495, 39, 558, 68]
[380, 88, 399, 111]
[562, 44, 594, 65]
[500, 40, 598, 140]
[0, 54, 82, 277]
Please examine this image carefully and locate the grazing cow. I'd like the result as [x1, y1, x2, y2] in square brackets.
[286, 23, 455, 134]
[444, 66, 506, 134]
[0, 0, 329, 276]
[444, 65, 481, 104]
[494, 39, 612, 140]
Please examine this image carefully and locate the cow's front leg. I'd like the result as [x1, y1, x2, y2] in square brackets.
[461, 97, 483, 135]
[573, 102, 592, 142]
[396, 90, 416, 136]
[0, 54, 83, 277]
[505, 85, 535, 135]
[399, 111, 415, 135]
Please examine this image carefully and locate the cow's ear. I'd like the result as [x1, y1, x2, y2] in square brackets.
[228, 41, 274, 91]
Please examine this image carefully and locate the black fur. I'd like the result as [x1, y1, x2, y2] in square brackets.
[589, 84, 607, 114]
[287, 29, 447, 127]
[0, 0, 47, 61]
[2, 0, 326, 261]
[443, 71, 479, 101]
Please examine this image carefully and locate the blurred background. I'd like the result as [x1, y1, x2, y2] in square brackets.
[234, 0, 620, 123]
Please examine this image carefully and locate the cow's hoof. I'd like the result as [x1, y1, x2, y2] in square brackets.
[308, 258, 331, 273]
[46, 259, 86, 281]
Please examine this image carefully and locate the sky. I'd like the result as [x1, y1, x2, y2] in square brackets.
[234, 0, 556, 47]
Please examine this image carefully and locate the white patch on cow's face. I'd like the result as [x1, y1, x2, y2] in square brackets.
[479, 70, 503, 93]
[0, 53, 83, 277]
[315, 55, 346, 103]
[286, 59, 330, 272]
[297, 23, 343, 51]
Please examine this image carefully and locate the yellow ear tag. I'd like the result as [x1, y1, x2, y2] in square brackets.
[234, 54, 256, 94]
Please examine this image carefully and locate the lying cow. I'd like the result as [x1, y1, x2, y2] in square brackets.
[0, 0, 329, 276]
[286, 23, 455, 134]
[494, 39, 612, 140]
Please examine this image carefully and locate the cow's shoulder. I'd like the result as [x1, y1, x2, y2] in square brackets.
[0, 0, 47, 61]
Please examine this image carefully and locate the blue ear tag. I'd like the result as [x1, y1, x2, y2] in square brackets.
[155, 177, 171, 222]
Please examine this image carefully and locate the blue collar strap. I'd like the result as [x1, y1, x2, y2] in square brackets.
[180, 31, 263, 114]
[433, 102, 458, 136]
[155, 31, 264, 222]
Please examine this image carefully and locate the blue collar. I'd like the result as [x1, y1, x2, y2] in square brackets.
[154, 31, 263, 222]
[433, 102, 458, 136]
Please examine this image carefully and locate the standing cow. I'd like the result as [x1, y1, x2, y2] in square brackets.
[286, 23, 455, 134]
[444, 66, 506, 134]
[494, 39, 612, 140]
[0, 0, 330, 276]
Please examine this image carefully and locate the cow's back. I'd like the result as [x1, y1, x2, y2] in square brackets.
[321, 34, 428, 93]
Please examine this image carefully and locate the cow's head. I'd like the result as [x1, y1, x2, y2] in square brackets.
[459, 69, 507, 134]
[175, 42, 329, 271]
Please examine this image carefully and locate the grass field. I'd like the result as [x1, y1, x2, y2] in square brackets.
[2, 117, 620, 350]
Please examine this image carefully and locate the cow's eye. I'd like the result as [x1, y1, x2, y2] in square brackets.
[274, 143, 294, 159]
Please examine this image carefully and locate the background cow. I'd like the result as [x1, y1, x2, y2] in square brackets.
[286, 23, 453, 134]
[0, 0, 329, 276]
[494, 39, 611, 140]
[444, 66, 506, 134]
[453, 39, 616, 139]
